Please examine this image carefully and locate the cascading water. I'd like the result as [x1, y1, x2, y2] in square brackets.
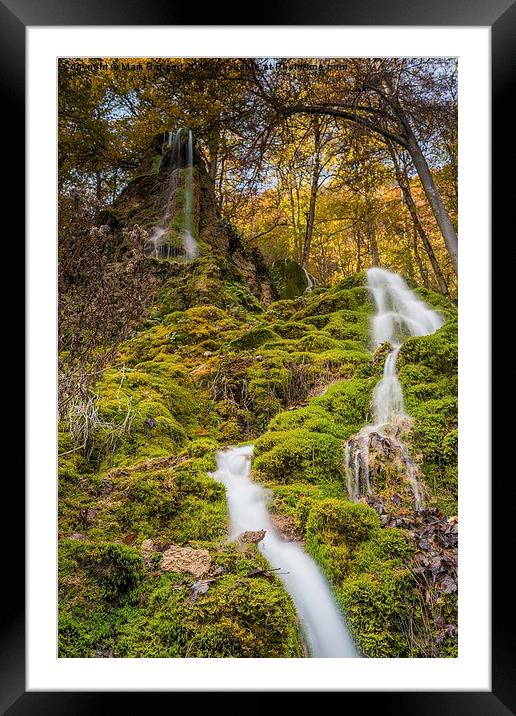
[181, 130, 198, 260]
[302, 266, 314, 294]
[211, 445, 359, 658]
[162, 130, 173, 151]
[148, 128, 200, 261]
[372, 347, 404, 426]
[344, 267, 443, 509]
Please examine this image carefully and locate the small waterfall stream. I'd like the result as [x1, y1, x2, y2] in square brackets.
[302, 266, 314, 294]
[149, 128, 199, 261]
[344, 267, 443, 509]
[208, 269, 443, 655]
[211, 445, 359, 658]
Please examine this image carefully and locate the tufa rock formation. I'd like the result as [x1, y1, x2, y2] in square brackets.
[98, 130, 275, 306]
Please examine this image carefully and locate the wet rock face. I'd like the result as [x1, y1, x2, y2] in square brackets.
[345, 418, 428, 510]
[110, 133, 223, 256]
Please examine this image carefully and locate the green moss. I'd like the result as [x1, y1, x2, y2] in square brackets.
[150, 155, 163, 174]
[293, 284, 372, 319]
[253, 429, 343, 484]
[59, 543, 303, 658]
[59, 263, 457, 658]
[269, 482, 345, 533]
[339, 570, 416, 657]
[270, 320, 315, 340]
[269, 404, 347, 440]
[400, 319, 458, 376]
[155, 255, 264, 318]
[314, 378, 375, 434]
[165, 495, 227, 542]
[295, 333, 343, 352]
[302, 500, 423, 657]
[306, 500, 380, 549]
[398, 317, 458, 513]
[270, 258, 311, 299]
[60, 540, 145, 604]
[229, 326, 281, 351]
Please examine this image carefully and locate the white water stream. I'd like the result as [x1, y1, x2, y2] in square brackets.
[302, 266, 314, 294]
[344, 267, 443, 508]
[211, 444, 359, 658]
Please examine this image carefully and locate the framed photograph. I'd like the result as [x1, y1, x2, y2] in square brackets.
[6, 0, 511, 710]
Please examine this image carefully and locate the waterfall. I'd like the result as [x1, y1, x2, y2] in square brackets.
[372, 346, 404, 426]
[160, 130, 175, 153]
[344, 267, 443, 509]
[182, 129, 198, 260]
[302, 266, 314, 294]
[148, 128, 200, 261]
[211, 445, 359, 658]
[170, 128, 181, 166]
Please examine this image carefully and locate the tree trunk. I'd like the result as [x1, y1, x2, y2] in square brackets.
[412, 225, 429, 288]
[276, 98, 458, 272]
[366, 204, 379, 266]
[405, 128, 458, 274]
[111, 167, 118, 205]
[404, 224, 416, 281]
[208, 149, 218, 184]
[302, 121, 321, 269]
[389, 143, 450, 298]
[287, 183, 302, 264]
[354, 227, 363, 271]
[95, 171, 102, 201]
[217, 156, 225, 212]
[207, 121, 221, 188]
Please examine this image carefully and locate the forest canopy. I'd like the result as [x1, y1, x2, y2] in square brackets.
[59, 57, 458, 296]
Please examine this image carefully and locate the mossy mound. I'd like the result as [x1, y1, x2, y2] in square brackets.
[398, 315, 458, 514]
[300, 496, 444, 657]
[59, 441, 225, 543]
[153, 254, 265, 319]
[254, 428, 344, 484]
[59, 540, 302, 658]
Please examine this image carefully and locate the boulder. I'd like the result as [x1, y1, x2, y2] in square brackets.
[238, 529, 266, 544]
[160, 545, 212, 577]
[271, 258, 315, 299]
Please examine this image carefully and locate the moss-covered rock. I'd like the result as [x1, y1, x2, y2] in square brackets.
[271, 258, 314, 299]
[303, 500, 421, 657]
[398, 316, 458, 513]
[59, 541, 303, 658]
[243, 275, 458, 657]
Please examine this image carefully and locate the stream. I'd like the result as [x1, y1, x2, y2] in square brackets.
[211, 444, 359, 658]
[211, 268, 443, 657]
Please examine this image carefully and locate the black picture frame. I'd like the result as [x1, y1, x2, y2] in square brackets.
[6, 0, 512, 711]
